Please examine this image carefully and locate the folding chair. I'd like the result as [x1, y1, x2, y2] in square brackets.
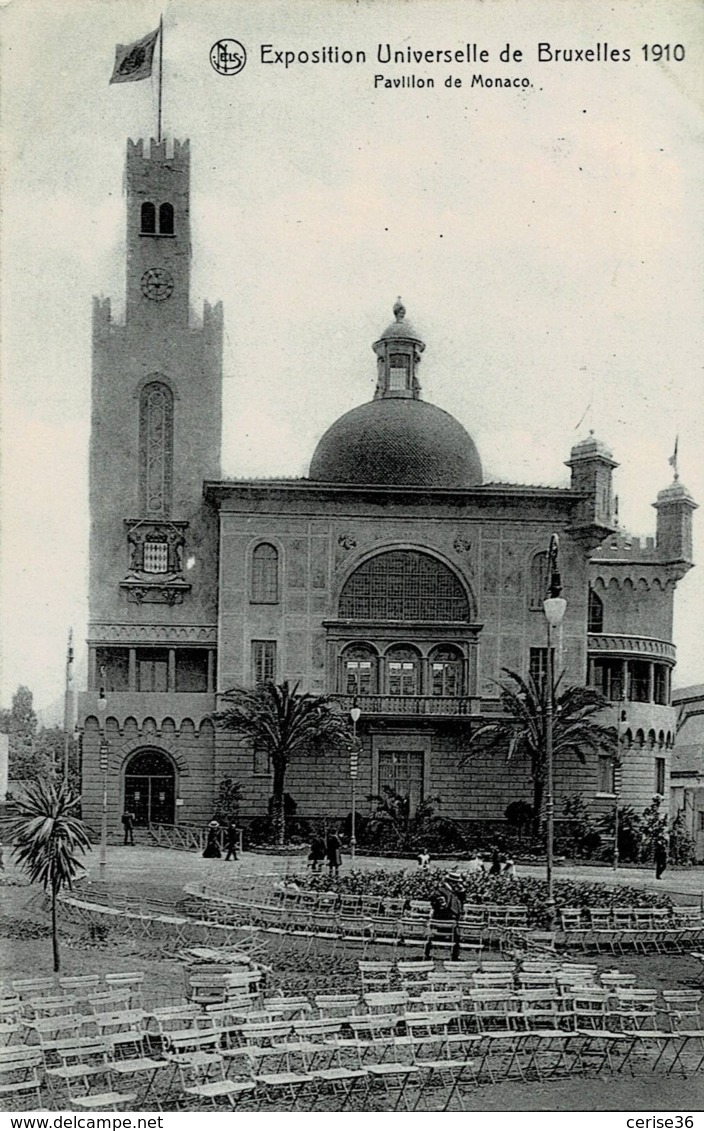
[398, 960, 435, 997]
[88, 988, 132, 1015]
[567, 987, 621, 1076]
[50, 1039, 137, 1110]
[314, 993, 362, 1019]
[239, 1020, 313, 1110]
[358, 960, 394, 994]
[587, 909, 619, 954]
[600, 972, 637, 993]
[59, 975, 101, 1001]
[632, 909, 657, 954]
[405, 1009, 475, 1111]
[466, 989, 523, 1084]
[296, 1019, 367, 1110]
[424, 920, 462, 962]
[472, 971, 514, 990]
[105, 971, 145, 1008]
[661, 990, 704, 1077]
[369, 916, 401, 950]
[610, 989, 670, 1076]
[364, 991, 409, 1016]
[347, 1013, 419, 1111]
[261, 996, 312, 1021]
[398, 917, 431, 952]
[107, 1027, 170, 1110]
[560, 908, 588, 952]
[13, 977, 56, 999]
[0, 1046, 43, 1109]
[514, 990, 572, 1080]
[174, 1048, 256, 1109]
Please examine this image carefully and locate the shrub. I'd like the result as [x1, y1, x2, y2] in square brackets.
[291, 865, 672, 927]
[669, 809, 695, 865]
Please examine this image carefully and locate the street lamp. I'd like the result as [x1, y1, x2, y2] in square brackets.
[613, 701, 627, 871]
[96, 669, 109, 881]
[349, 701, 361, 864]
[543, 534, 567, 931]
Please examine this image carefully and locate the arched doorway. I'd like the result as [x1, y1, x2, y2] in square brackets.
[124, 748, 176, 826]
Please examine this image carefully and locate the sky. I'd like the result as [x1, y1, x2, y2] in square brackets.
[1, 0, 703, 715]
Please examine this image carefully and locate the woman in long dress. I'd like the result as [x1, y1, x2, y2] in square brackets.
[326, 831, 342, 877]
[203, 820, 222, 858]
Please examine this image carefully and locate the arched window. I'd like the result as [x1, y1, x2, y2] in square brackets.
[159, 202, 174, 235]
[339, 551, 469, 622]
[386, 645, 421, 696]
[139, 382, 173, 517]
[588, 588, 604, 633]
[529, 551, 548, 610]
[251, 543, 279, 603]
[140, 202, 156, 234]
[429, 645, 463, 697]
[341, 644, 377, 696]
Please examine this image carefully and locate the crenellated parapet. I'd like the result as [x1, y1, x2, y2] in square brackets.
[126, 137, 190, 170]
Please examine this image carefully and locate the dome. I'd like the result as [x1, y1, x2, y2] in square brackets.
[309, 397, 483, 487]
[569, 431, 614, 462]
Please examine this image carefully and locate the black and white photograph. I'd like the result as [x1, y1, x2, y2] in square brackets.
[1, 0, 703, 1118]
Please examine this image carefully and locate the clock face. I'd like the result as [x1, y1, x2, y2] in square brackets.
[141, 268, 174, 301]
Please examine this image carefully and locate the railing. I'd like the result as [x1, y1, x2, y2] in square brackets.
[332, 694, 481, 717]
[148, 822, 243, 855]
[587, 634, 676, 663]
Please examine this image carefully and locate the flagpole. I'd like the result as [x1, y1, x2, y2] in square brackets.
[157, 14, 164, 142]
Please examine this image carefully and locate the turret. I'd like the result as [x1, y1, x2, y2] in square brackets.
[565, 431, 618, 549]
[372, 298, 425, 399]
[654, 479, 697, 573]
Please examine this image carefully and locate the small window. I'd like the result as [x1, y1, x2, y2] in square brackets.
[529, 647, 552, 692]
[342, 646, 376, 696]
[653, 665, 669, 705]
[629, 661, 650, 703]
[597, 754, 615, 794]
[140, 202, 156, 234]
[386, 647, 420, 696]
[698, 811, 704, 833]
[655, 757, 666, 796]
[253, 746, 272, 777]
[388, 353, 410, 391]
[252, 640, 276, 685]
[159, 202, 174, 235]
[378, 750, 424, 815]
[251, 543, 279, 603]
[137, 648, 168, 693]
[591, 658, 625, 702]
[588, 589, 604, 633]
[175, 649, 209, 693]
[429, 646, 463, 697]
[143, 541, 169, 574]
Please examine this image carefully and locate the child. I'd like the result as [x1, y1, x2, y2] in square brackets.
[417, 847, 430, 869]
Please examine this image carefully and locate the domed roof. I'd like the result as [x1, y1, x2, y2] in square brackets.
[375, 298, 424, 345]
[569, 430, 614, 461]
[309, 397, 483, 487]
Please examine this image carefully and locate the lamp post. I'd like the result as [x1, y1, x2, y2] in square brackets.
[613, 699, 627, 871]
[349, 702, 361, 864]
[96, 669, 109, 881]
[543, 534, 567, 931]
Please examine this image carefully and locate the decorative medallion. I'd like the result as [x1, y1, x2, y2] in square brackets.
[337, 533, 357, 551]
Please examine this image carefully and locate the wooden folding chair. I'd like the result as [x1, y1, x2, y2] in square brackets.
[0, 1046, 43, 1109]
[50, 1039, 137, 1110]
[347, 1014, 419, 1111]
[660, 990, 704, 1077]
[358, 960, 394, 994]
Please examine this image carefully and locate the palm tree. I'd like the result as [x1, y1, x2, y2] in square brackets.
[462, 668, 616, 835]
[215, 681, 352, 845]
[7, 778, 93, 973]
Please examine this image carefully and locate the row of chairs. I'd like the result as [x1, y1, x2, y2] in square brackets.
[358, 958, 641, 996]
[5, 984, 704, 1111]
[561, 906, 704, 954]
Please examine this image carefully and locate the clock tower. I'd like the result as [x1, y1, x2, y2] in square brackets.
[82, 137, 223, 837]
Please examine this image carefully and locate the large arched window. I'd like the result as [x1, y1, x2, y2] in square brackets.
[251, 543, 279, 603]
[339, 551, 469, 622]
[139, 382, 173, 517]
[529, 551, 548, 610]
[159, 202, 174, 235]
[124, 748, 175, 826]
[429, 645, 463, 697]
[386, 645, 421, 696]
[341, 644, 377, 696]
[140, 202, 156, 234]
[588, 588, 604, 633]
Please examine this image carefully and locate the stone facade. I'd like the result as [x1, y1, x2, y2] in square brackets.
[78, 138, 695, 839]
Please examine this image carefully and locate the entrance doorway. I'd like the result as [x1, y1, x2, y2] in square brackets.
[124, 748, 176, 826]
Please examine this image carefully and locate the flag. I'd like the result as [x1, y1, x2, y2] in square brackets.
[110, 27, 159, 84]
[668, 435, 679, 477]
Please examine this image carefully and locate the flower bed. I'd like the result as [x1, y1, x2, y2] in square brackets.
[292, 867, 673, 927]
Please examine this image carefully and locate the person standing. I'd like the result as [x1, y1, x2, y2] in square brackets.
[308, 833, 326, 872]
[489, 847, 502, 875]
[203, 819, 222, 859]
[654, 836, 668, 880]
[466, 851, 484, 874]
[326, 830, 342, 878]
[224, 820, 240, 861]
[121, 808, 135, 846]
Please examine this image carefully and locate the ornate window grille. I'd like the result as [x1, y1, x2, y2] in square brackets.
[339, 551, 468, 622]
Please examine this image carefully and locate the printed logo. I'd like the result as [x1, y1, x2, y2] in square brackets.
[210, 39, 247, 75]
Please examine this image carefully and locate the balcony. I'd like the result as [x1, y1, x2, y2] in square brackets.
[79, 690, 215, 732]
[587, 634, 676, 664]
[332, 694, 481, 719]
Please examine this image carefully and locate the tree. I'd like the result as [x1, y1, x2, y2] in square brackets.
[215, 681, 351, 845]
[2, 685, 44, 781]
[7, 779, 93, 972]
[462, 668, 616, 835]
[213, 778, 243, 826]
